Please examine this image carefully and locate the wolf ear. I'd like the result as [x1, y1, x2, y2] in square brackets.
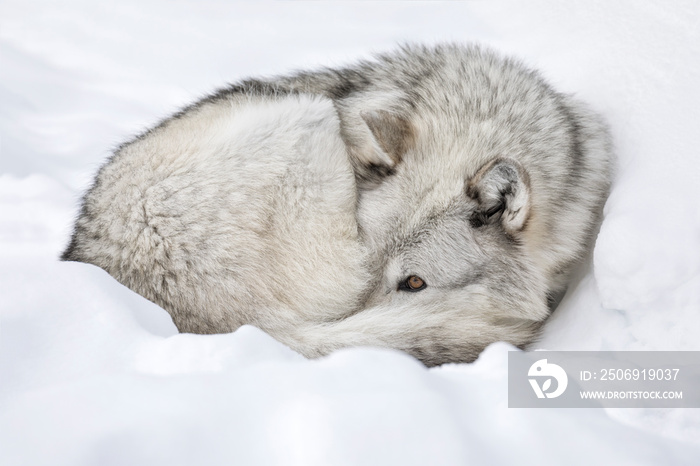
[337, 107, 414, 188]
[466, 158, 531, 235]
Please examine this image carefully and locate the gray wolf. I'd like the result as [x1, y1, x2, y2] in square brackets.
[63, 44, 613, 366]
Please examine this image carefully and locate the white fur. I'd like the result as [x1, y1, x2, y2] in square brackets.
[66, 94, 369, 333]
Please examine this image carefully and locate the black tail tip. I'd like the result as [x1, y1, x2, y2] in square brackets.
[60, 236, 79, 262]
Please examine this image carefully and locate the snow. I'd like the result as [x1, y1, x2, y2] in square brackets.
[2, 0, 699, 464]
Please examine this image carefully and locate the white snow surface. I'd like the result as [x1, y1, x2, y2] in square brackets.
[2, 1, 700, 464]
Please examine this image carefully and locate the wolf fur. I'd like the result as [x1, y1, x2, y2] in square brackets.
[62, 94, 370, 334]
[63, 44, 613, 366]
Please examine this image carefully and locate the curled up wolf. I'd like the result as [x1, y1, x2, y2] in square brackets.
[62, 44, 613, 366]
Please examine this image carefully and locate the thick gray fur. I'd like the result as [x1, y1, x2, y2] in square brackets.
[63, 44, 613, 366]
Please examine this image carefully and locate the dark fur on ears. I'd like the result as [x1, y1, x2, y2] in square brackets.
[466, 158, 531, 235]
[360, 110, 415, 165]
[337, 108, 415, 188]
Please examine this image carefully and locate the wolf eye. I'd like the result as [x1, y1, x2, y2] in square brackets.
[399, 275, 427, 292]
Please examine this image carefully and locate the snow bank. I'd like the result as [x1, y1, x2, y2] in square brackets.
[3, 261, 698, 466]
[2, 0, 699, 464]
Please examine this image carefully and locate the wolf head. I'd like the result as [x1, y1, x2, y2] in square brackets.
[286, 108, 554, 365]
[282, 45, 613, 365]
